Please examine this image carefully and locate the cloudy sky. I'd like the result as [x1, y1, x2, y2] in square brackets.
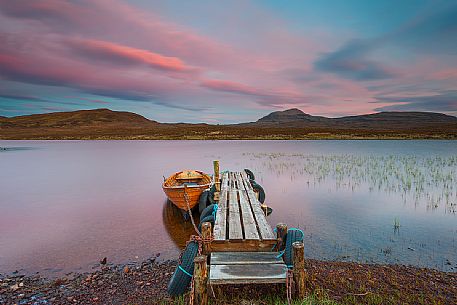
[0, 0, 456, 123]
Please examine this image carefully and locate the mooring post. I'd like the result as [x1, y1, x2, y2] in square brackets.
[213, 160, 220, 201]
[276, 223, 288, 251]
[292, 241, 305, 299]
[193, 255, 208, 305]
[201, 222, 212, 256]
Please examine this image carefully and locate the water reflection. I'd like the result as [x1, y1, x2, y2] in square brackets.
[162, 200, 197, 249]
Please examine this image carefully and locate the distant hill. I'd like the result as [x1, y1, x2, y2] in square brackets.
[250, 108, 457, 130]
[1, 108, 456, 140]
[0, 108, 157, 128]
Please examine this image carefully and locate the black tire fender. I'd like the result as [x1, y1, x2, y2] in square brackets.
[251, 181, 266, 203]
[244, 169, 255, 180]
[200, 204, 216, 222]
[198, 215, 215, 232]
[167, 241, 199, 296]
[198, 190, 210, 214]
[283, 229, 304, 267]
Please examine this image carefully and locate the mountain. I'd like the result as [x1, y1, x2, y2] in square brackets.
[0, 108, 157, 128]
[1, 108, 456, 139]
[256, 108, 329, 124]
[253, 108, 457, 130]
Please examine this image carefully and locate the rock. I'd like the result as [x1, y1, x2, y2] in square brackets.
[10, 283, 19, 291]
[100, 257, 107, 265]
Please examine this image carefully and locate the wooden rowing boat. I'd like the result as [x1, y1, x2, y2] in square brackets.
[162, 170, 212, 211]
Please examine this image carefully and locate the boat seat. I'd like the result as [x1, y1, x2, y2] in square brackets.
[176, 170, 204, 180]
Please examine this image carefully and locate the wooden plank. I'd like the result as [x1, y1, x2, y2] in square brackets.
[211, 239, 276, 252]
[209, 264, 287, 285]
[238, 189, 260, 240]
[230, 172, 236, 189]
[240, 173, 276, 240]
[228, 189, 243, 240]
[221, 171, 229, 190]
[234, 172, 243, 190]
[213, 188, 228, 241]
[240, 171, 253, 190]
[211, 252, 284, 265]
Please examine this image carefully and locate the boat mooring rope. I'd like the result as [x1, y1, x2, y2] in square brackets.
[184, 187, 201, 237]
[286, 269, 294, 305]
[182, 187, 214, 305]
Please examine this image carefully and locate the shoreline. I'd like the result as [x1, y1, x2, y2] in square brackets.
[2, 257, 456, 305]
[1, 136, 457, 141]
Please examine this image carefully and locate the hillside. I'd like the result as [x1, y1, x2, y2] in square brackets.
[1, 108, 457, 140]
[0, 109, 156, 128]
[251, 108, 457, 130]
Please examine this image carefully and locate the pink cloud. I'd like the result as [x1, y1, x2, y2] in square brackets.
[66, 39, 196, 73]
[429, 69, 457, 80]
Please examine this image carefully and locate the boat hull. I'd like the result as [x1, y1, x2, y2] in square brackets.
[162, 170, 212, 211]
[163, 184, 211, 211]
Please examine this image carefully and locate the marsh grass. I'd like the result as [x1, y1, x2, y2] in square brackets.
[242, 153, 457, 214]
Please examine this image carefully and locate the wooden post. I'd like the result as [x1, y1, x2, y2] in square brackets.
[193, 255, 208, 305]
[276, 223, 288, 251]
[292, 242, 305, 299]
[201, 222, 212, 256]
[213, 160, 220, 201]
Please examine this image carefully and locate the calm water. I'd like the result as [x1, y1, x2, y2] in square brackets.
[0, 140, 456, 276]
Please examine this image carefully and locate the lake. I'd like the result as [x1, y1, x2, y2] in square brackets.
[0, 140, 456, 276]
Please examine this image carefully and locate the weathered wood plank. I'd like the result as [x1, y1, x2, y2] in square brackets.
[213, 188, 228, 241]
[209, 264, 287, 285]
[228, 190, 243, 240]
[240, 171, 253, 190]
[238, 189, 260, 240]
[240, 173, 276, 240]
[221, 171, 228, 190]
[211, 239, 276, 252]
[234, 172, 243, 191]
[211, 252, 284, 265]
[230, 172, 236, 189]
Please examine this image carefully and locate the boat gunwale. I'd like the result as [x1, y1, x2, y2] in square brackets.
[162, 182, 212, 190]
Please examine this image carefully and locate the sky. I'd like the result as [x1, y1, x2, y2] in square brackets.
[0, 0, 456, 123]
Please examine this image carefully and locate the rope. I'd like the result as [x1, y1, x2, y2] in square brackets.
[178, 265, 192, 278]
[183, 185, 216, 305]
[189, 273, 195, 305]
[178, 223, 214, 305]
[212, 204, 218, 218]
[286, 269, 294, 305]
[184, 187, 201, 237]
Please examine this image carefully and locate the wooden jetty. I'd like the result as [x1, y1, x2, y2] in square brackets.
[212, 171, 277, 252]
[191, 161, 305, 304]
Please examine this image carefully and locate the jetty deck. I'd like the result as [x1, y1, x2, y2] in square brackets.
[190, 163, 305, 304]
[212, 171, 277, 251]
[204, 170, 287, 286]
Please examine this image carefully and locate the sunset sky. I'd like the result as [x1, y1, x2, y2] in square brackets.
[0, 0, 456, 123]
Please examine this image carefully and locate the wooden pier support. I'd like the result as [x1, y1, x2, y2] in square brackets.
[275, 223, 288, 251]
[292, 242, 305, 299]
[193, 255, 208, 305]
[201, 222, 212, 256]
[213, 160, 220, 201]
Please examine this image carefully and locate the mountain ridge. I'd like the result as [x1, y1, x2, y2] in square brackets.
[1, 108, 457, 140]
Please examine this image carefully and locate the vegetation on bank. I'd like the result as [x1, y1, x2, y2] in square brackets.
[1, 128, 457, 140]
